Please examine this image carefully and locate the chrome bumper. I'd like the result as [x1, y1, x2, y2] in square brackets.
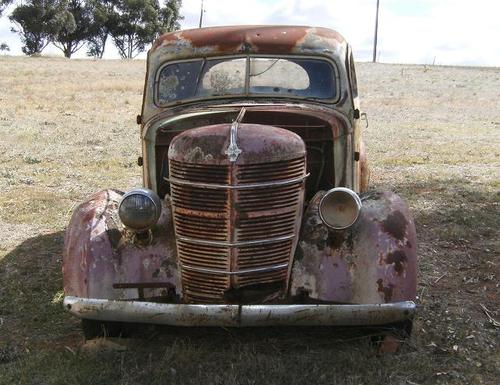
[64, 296, 415, 327]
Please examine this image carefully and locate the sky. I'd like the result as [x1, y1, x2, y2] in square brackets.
[0, 0, 499, 66]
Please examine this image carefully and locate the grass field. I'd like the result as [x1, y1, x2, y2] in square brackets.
[0, 56, 498, 385]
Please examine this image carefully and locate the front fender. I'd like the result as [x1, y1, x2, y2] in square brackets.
[63, 190, 181, 301]
[290, 191, 417, 304]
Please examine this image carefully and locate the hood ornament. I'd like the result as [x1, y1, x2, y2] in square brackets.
[225, 108, 246, 162]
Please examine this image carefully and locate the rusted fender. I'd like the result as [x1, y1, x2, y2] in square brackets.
[63, 190, 181, 301]
[290, 191, 417, 304]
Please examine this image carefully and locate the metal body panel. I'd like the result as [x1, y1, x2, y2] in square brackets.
[290, 191, 417, 304]
[64, 296, 415, 327]
[63, 190, 181, 301]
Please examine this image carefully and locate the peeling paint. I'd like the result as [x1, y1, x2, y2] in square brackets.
[382, 211, 408, 241]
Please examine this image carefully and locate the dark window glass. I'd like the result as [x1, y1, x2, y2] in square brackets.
[158, 60, 203, 104]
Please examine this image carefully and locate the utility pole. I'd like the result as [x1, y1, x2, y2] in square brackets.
[199, 0, 204, 28]
[372, 0, 380, 62]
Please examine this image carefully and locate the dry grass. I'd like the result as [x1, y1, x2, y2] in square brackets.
[0, 56, 499, 385]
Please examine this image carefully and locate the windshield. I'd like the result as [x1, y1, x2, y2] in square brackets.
[156, 56, 336, 105]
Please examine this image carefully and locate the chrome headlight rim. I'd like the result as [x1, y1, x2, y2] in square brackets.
[118, 188, 162, 232]
[319, 187, 362, 230]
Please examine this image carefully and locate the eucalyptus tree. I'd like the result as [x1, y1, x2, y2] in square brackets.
[86, 0, 116, 58]
[51, 0, 95, 58]
[110, 0, 183, 59]
[9, 0, 66, 55]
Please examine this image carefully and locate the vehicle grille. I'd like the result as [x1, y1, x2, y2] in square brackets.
[170, 157, 306, 303]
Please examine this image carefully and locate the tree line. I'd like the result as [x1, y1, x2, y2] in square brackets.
[0, 0, 183, 58]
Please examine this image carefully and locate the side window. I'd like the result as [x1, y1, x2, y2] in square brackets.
[158, 60, 204, 104]
[349, 52, 358, 98]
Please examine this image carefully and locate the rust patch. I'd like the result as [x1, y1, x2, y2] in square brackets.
[327, 230, 345, 249]
[378, 335, 401, 354]
[81, 205, 96, 224]
[377, 279, 394, 302]
[151, 31, 181, 50]
[381, 211, 407, 240]
[153, 26, 311, 54]
[169, 123, 305, 165]
[385, 250, 407, 275]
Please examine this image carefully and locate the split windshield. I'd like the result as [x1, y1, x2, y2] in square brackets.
[157, 56, 336, 105]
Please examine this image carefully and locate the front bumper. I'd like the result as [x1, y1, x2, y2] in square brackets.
[64, 296, 415, 327]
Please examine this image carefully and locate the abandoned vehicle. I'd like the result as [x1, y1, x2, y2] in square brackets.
[62, 26, 417, 338]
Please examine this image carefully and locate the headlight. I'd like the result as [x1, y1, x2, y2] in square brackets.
[319, 187, 362, 230]
[118, 188, 162, 231]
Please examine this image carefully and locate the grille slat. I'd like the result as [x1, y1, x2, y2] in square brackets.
[238, 240, 293, 269]
[176, 217, 228, 240]
[178, 247, 229, 259]
[238, 157, 305, 183]
[178, 241, 229, 270]
[171, 160, 229, 184]
[236, 183, 302, 211]
[238, 226, 295, 241]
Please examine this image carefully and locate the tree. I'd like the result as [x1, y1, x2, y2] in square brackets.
[52, 0, 94, 58]
[9, 0, 66, 56]
[110, 0, 183, 59]
[86, 0, 116, 58]
[110, 0, 157, 59]
[159, 0, 182, 32]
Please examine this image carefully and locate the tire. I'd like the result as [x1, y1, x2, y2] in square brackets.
[81, 319, 128, 340]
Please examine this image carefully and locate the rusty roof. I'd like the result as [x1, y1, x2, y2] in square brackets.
[150, 25, 347, 57]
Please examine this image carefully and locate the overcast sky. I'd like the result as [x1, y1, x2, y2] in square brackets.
[1, 0, 499, 66]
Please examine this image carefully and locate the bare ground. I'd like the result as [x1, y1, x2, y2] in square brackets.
[0, 57, 498, 384]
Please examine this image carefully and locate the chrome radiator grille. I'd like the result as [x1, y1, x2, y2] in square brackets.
[169, 157, 306, 303]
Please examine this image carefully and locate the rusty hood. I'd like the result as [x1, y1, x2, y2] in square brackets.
[168, 123, 306, 165]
